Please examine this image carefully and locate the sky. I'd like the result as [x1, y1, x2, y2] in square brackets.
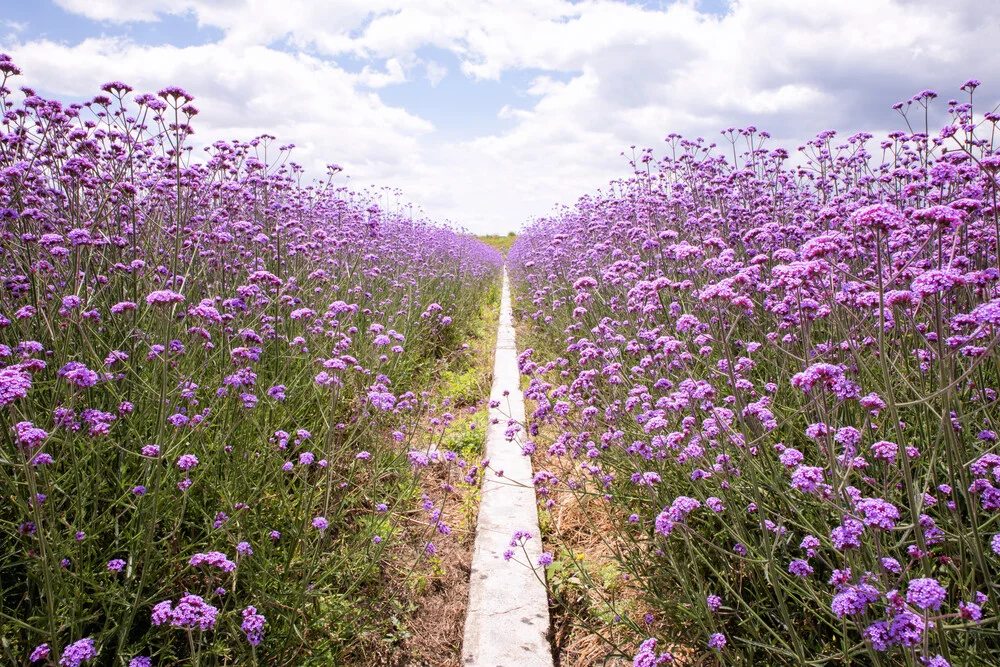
[2, 0, 999, 234]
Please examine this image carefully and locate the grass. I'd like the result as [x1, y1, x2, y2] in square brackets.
[384, 275, 503, 666]
[477, 232, 518, 256]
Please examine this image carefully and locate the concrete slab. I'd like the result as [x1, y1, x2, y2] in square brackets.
[461, 268, 553, 667]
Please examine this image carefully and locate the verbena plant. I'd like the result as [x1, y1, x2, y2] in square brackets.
[0, 56, 501, 666]
[509, 83, 1000, 665]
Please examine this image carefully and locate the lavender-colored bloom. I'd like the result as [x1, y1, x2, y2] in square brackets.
[831, 516, 864, 551]
[831, 584, 880, 617]
[706, 594, 722, 611]
[923, 656, 950, 667]
[632, 637, 672, 666]
[236, 541, 253, 556]
[145, 289, 185, 305]
[788, 559, 813, 577]
[29, 644, 49, 663]
[857, 497, 900, 530]
[538, 552, 554, 566]
[778, 447, 803, 467]
[864, 621, 891, 651]
[31, 452, 54, 466]
[870, 440, 898, 461]
[176, 453, 199, 471]
[241, 605, 266, 645]
[959, 600, 983, 623]
[654, 511, 673, 537]
[312, 516, 329, 531]
[790, 465, 824, 493]
[906, 577, 947, 610]
[667, 495, 700, 521]
[107, 558, 126, 572]
[0, 366, 32, 406]
[129, 658, 152, 667]
[59, 362, 99, 388]
[881, 557, 902, 573]
[189, 551, 236, 572]
[888, 610, 925, 647]
[708, 633, 726, 650]
[58, 638, 97, 666]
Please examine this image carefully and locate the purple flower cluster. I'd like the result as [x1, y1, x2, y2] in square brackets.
[151, 594, 218, 630]
[506, 81, 1000, 663]
[1, 56, 503, 664]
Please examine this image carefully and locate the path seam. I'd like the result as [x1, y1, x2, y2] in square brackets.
[461, 267, 553, 667]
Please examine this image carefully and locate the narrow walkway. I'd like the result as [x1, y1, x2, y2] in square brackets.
[462, 268, 553, 667]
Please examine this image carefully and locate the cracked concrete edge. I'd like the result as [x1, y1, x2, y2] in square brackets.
[461, 268, 554, 667]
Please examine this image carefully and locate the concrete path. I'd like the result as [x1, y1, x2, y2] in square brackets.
[461, 268, 553, 667]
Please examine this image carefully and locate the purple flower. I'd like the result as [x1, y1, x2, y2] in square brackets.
[538, 552, 554, 566]
[241, 605, 266, 645]
[788, 559, 813, 578]
[0, 366, 32, 406]
[312, 516, 329, 531]
[177, 453, 199, 471]
[707, 633, 726, 650]
[906, 577, 947, 610]
[58, 362, 99, 388]
[129, 658, 152, 667]
[831, 584, 880, 617]
[632, 637, 672, 666]
[189, 551, 236, 572]
[870, 440, 898, 462]
[888, 610, 925, 647]
[236, 541, 253, 556]
[30, 452, 54, 466]
[29, 644, 49, 663]
[145, 289, 185, 305]
[831, 516, 864, 551]
[107, 558, 126, 572]
[706, 595, 722, 611]
[790, 465, 824, 493]
[58, 638, 97, 666]
[151, 594, 217, 630]
[959, 601, 983, 623]
[923, 656, 950, 667]
[856, 497, 900, 530]
[864, 621, 891, 651]
[778, 447, 803, 467]
[667, 496, 700, 521]
[881, 557, 902, 574]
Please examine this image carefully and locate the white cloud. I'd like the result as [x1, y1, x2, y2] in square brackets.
[6, 0, 1000, 234]
[425, 61, 447, 87]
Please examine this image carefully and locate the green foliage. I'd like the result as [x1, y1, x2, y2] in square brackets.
[478, 233, 518, 255]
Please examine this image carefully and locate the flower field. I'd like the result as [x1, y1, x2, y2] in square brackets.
[508, 84, 1000, 665]
[6, 41, 1000, 667]
[0, 56, 501, 665]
